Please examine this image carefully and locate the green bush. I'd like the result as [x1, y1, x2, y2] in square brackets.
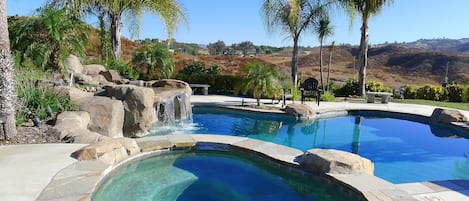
[416, 84, 444, 101]
[178, 61, 220, 76]
[320, 91, 335, 102]
[175, 74, 242, 94]
[463, 85, 469, 103]
[15, 69, 77, 125]
[403, 85, 417, 99]
[366, 81, 392, 92]
[334, 77, 359, 96]
[108, 60, 139, 80]
[446, 84, 464, 102]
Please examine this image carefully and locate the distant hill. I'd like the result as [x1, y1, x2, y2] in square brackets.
[116, 37, 469, 89]
[389, 38, 469, 54]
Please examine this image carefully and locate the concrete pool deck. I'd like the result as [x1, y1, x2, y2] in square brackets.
[1, 95, 469, 201]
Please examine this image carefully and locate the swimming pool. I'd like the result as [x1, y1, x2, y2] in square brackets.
[92, 150, 360, 201]
[151, 107, 469, 184]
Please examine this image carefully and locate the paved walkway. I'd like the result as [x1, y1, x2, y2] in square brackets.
[0, 95, 468, 201]
[0, 144, 86, 201]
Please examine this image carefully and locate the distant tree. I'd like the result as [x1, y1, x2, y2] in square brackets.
[313, 12, 334, 92]
[326, 41, 335, 91]
[235, 61, 282, 106]
[238, 41, 254, 56]
[207, 40, 226, 55]
[339, 0, 393, 96]
[9, 8, 89, 72]
[0, 0, 17, 139]
[261, 0, 330, 87]
[132, 44, 173, 80]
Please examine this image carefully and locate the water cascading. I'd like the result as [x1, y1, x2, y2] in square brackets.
[155, 93, 192, 127]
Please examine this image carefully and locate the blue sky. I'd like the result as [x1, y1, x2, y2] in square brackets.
[6, 0, 469, 47]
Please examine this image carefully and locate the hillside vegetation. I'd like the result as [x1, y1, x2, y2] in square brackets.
[102, 37, 469, 89]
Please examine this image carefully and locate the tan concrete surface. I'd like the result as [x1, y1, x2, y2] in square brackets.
[0, 144, 86, 201]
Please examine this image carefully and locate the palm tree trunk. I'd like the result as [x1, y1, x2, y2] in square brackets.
[98, 10, 111, 65]
[0, 0, 17, 139]
[110, 13, 122, 60]
[319, 37, 324, 92]
[326, 42, 334, 91]
[358, 20, 368, 97]
[291, 36, 299, 87]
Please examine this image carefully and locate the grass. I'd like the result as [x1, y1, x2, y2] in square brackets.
[393, 99, 469, 111]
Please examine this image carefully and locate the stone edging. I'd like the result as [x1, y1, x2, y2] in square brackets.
[36, 134, 425, 201]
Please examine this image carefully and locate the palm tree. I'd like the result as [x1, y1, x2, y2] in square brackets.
[0, 0, 17, 139]
[49, 0, 186, 60]
[261, 0, 329, 87]
[9, 8, 89, 72]
[326, 41, 335, 91]
[235, 61, 282, 106]
[131, 44, 174, 80]
[339, 0, 393, 96]
[313, 13, 333, 92]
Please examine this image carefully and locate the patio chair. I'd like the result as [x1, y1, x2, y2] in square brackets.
[300, 78, 322, 106]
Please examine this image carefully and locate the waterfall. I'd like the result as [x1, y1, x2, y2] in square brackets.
[152, 92, 196, 135]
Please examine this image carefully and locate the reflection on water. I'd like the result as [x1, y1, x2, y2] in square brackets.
[183, 108, 469, 183]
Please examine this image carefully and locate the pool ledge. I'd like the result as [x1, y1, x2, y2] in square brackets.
[35, 134, 469, 201]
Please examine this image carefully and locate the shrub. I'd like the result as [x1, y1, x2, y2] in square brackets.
[416, 84, 444, 101]
[15, 69, 77, 125]
[179, 61, 220, 76]
[334, 77, 359, 97]
[108, 60, 139, 80]
[446, 84, 464, 102]
[320, 91, 335, 102]
[366, 81, 392, 92]
[403, 84, 417, 99]
[175, 74, 242, 94]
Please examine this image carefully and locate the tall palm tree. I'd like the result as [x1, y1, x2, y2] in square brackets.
[261, 0, 329, 87]
[49, 0, 186, 60]
[326, 41, 335, 91]
[0, 0, 17, 139]
[235, 61, 282, 106]
[339, 0, 393, 96]
[313, 13, 333, 92]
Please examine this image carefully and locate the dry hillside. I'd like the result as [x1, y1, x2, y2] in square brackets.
[104, 37, 469, 89]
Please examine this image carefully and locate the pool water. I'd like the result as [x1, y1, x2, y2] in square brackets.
[153, 108, 469, 184]
[92, 151, 360, 201]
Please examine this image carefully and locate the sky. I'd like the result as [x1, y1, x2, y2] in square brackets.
[6, 0, 469, 47]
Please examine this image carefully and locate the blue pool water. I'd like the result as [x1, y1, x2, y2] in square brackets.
[92, 151, 360, 201]
[153, 107, 469, 184]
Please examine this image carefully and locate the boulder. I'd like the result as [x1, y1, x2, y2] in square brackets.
[83, 64, 106, 76]
[77, 96, 125, 138]
[73, 72, 94, 85]
[431, 108, 468, 124]
[90, 74, 112, 85]
[73, 138, 141, 165]
[64, 55, 83, 74]
[54, 86, 93, 103]
[297, 149, 374, 175]
[100, 70, 122, 83]
[62, 128, 111, 144]
[104, 85, 156, 137]
[285, 103, 315, 120]
[151, 79, 192, 95]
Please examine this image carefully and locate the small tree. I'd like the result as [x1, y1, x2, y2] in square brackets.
[235, 61, 282, 106]
[131, 44, 173, 80]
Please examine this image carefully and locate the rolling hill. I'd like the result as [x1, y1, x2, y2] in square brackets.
[114, 37, 469, 89]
